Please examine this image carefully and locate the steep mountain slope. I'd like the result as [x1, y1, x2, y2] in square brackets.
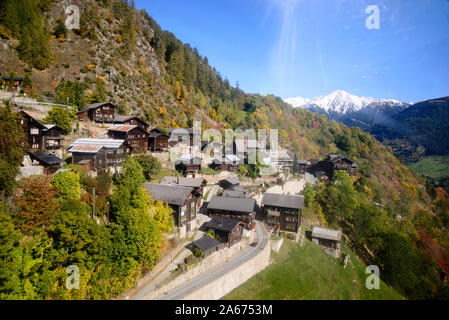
[1, 0, 448, 299]
[370, 96, 449, 159]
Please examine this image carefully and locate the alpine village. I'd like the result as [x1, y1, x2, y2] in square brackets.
[0, 0, 448, 301]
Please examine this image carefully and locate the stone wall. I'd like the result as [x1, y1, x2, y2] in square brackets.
[182, 233, 271, 300]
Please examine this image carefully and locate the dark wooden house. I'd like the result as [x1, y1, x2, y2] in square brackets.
[218, 177, 241, 190]
[20, 111, 46, 150]
[207, 196, 256, 229]
[262, 193, 304, 234]
[113, 115, 150, 132]
[320, 154, 358, 179]
[27, 151, 64, 175]
[148, 128, 169, 152]
[107, 124, 149, 153]
[191, 236, 221, 258]
[76, 102, 118, 123]
[232, 138, 259, 164]
[42, 124, 64, 150]
[174, 155, 202, 177]
[297, 159, 311, 174]
[204, 217, 243, 247]
[143, 182, 197, 230]
[160, 176, 207, 211]
[167, 128, 195, 147]
[2, 76, 23, 91]
[210, 155, 242, 172]
[68, 138, 132, 174]
[311, 226, 342, 258]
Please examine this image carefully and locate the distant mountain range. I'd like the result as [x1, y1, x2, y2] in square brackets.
[284, 90, 410, 130]
[284, 91, 449, 163]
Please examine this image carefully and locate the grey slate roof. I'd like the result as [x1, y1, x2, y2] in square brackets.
[143, 182, 193, 206]
[222, 189, 248, 198]
[312, 227, 342, 241]
[205, 217, 241, 233]
[77, 102, 119, 114]
[160, 176, 206, 188]
[207, 196, 255, 214]
[219, 177, 240, 188]
[261, 193, 304, 210]
[192, 236, 220, 253]
[28, 151, 63, 166]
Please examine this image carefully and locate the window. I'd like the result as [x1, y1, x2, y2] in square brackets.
[30, 128, 39, 135]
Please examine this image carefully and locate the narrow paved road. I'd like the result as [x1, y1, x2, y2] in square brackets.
[134, 221, 268, 300]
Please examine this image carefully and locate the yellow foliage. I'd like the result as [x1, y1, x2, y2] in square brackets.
[57, 34, 66, 42]
[87, 64, 95, 71]
[116, 34, 122, 43]
[97, 75, 105, 83]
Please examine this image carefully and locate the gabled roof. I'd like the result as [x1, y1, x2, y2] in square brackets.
[174, 154, 202, 165]
[149, 128, 169, 137]
[76, 102, 118, 114]
[68, 145, 103, 153]
[142, 182, 193, 206]
[219, 177, 240, 187]
[192, 236, 220, 252]
[113, 115, 149, 125]
[312, 227, 342, 241]
[28, 151, 63, 166]
[166, 128, 195, 135]
[222, 189, 248, 198]
[207, 196, 255, 214]
[205, 217, 241, 233]
[20, 111, 47, 129]
[70, 138, 126, 149]
[213, 154, 242, 164]
[261, 193, 304, 210]
[108, 124, 139, 133]
[160, 176, 206, 188]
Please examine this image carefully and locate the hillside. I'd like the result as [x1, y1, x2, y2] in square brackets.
[1, 0, 449, 299]
[223, 239, 403, 300]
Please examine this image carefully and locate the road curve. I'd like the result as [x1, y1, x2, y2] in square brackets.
[134, 221, 268, 300]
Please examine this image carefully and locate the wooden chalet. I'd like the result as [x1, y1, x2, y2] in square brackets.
[167, 128, 195, 147]
[143, 182, 196, 230]
[232, 138, 259, 164]
[210, 154, 242, 172]
[148, 128, 169, 152]
[2, 76, 23, 91]
[27, 151, 64, 175]
[42, 124, 64, 150]
[160, 176, 207, 211]
[76, 102, 118, 123]
[68, 138, 132, 174]
[320, 154, 358, 179]
[107, 124, 148, 153]
[297, 159, 311, 174]
[174, 154, 202, 177]
[191, 236, 221, 258]
[271, 149, 294, 173]
[20, 111, 46, 150]
[204, 217, 243, 247]
[207, 195, 256, 229]
[311, 226, 342, 258]
[113, 115, 150, 132]
[218, 177, 241, 190]
[262, 193, 304, 234]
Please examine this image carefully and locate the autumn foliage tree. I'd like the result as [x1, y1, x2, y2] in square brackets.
[15, 176, 59, 234]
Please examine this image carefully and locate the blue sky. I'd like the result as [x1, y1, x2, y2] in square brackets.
[135, 0, 449, 103]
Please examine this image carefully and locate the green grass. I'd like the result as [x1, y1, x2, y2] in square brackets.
[409, 156, 449, 182]
[223, 239, 403, 300]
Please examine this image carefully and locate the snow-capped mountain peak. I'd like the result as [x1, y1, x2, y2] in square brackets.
[284, 90, 406, 114]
